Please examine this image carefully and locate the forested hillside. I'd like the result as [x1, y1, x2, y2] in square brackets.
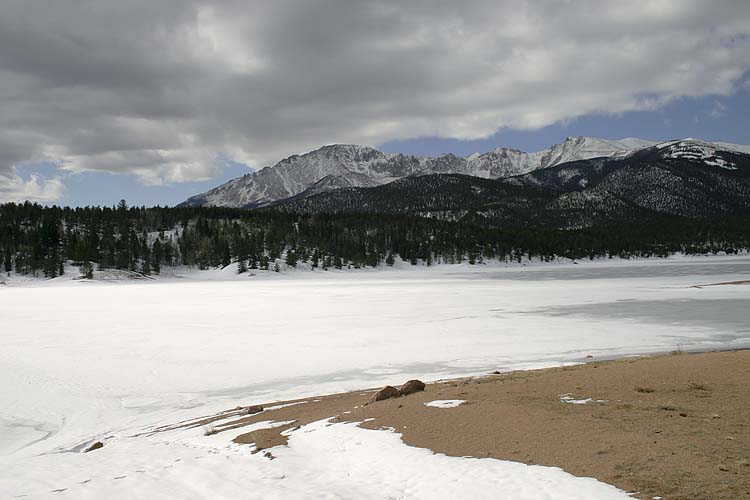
[2, 201, 748, 278]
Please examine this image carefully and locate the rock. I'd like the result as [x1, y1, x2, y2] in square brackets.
[367, 385, 400, 404]
[246, 405, 264, 415]
[85, 441, 104, 452]
[399, 379, 426, 396]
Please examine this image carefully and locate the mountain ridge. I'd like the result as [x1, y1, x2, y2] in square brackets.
[179, 136, 664, 208]
[273, 139, 750, 228]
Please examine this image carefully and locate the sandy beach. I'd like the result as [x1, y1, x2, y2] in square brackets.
[170, 350, 750, 500]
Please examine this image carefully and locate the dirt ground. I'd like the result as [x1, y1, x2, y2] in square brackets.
[165, 350, 750, 500]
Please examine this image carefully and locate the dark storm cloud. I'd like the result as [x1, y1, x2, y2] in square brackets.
[1, 0, 749, 201]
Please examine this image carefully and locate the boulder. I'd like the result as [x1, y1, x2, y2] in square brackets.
[245, 405, 264, 415]
[399, 379, 426, 396]
[85, 441, 104, 452]
[367, 385, 400, 404]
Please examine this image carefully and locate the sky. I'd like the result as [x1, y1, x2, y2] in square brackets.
[1, 1, 750, 207]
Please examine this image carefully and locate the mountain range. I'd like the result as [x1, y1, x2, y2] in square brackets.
[180, 137, 750, 228]
[277, 139, 750, 227]
[179, 137, 658, 208]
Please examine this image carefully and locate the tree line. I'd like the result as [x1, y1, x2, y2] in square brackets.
[1, 200, 748, 278]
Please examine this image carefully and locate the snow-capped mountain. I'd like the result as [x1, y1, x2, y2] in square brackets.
[516, 139, 750, 192]
[653, 138, 750, 170]
[276, 138, 750, 227]
[179, 137, 659, 208]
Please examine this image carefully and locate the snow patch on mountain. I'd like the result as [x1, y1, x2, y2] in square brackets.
[657, 139, 739, 170]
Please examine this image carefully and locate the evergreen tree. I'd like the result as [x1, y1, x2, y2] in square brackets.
[141, 256, 151, 276]
[81, 261, 94, 279]
[286, 249, 298, 268]
[385, 252, 395, 266]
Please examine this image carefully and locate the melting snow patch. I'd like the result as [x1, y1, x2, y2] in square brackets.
[704, 158, 737, 170]
[264, 401, 309, 411]
[425, 400, 466, 408]
[559, 393, 608, 405]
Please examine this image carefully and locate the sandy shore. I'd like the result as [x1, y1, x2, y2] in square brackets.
[162, 350, 750, 500]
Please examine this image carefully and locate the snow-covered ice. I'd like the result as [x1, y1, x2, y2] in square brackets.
[2, 254, 749, 498]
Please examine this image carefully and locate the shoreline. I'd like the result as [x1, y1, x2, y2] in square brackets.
[3, 251, 750, 287]
[158, 349, 750, 500]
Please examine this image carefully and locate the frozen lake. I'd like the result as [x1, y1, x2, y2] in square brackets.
[2, 255, 749, 498]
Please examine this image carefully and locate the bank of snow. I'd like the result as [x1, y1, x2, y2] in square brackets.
[2, 251, 748, 287]
[0, 416, 632, 499]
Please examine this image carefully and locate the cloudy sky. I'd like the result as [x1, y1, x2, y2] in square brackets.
[2, 0, 750, 206]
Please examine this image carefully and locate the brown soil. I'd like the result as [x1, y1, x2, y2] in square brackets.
[160, 350, 750, 500]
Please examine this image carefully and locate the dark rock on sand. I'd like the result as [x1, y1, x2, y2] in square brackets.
[368, 385, 400, 404]
[399, 379, 426, 396]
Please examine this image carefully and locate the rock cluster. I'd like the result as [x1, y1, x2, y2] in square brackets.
[367, 379, 426, 405]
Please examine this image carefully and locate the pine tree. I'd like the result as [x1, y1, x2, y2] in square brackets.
[221, 245, 231, 268]
[285, 249, 298, 268]
[141, 256, 151, 276]
[81, 261, 94, 279]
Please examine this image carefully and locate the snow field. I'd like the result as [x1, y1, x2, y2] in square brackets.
[2, 255, 749, 498]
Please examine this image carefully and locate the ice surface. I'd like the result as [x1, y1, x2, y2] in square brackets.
[2, 254, 749, 498]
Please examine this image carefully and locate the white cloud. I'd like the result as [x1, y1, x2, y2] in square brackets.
[0, 169, 66, 204]
[0, 0, 749, 197]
